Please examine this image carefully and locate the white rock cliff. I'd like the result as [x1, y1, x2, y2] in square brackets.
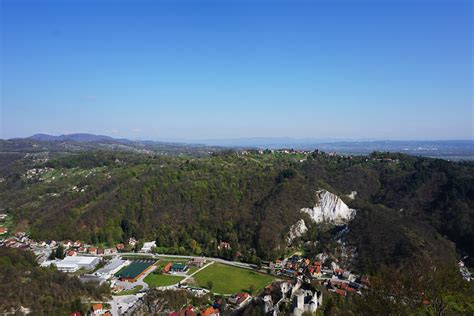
[288, 189, 356, 243]
[301, 189, 356, 225]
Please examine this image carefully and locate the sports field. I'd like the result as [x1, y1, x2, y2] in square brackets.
[143, 273, 185, 287]
[115, 259, 155, 280]
[192, 263, 275, 294]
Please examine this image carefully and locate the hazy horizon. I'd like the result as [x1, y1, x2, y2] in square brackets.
[1, 0, 473, 140]
[5, 132, 474, 144]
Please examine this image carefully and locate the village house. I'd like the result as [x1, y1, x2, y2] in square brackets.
[0, 227, 7, 235]
[116, 243, 125, 251]
[128, 237, 138, 246]
[218, 241, 231, 250]
[91, 303, 103, 315]
[140, 241, 156, 253]
[275, 259, 284, 269]
[201, 306, 220, 316]
[228, 293, 250, 307]
[170, 263, 188, 273]
[163, 262, 172, 273]
[88, 247, 98, 255]
[189, 257, 206, 267]
[62, 240, 73, 248]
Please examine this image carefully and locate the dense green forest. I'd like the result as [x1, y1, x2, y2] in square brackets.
[0, 248, 110, 314]
[1, 149, 473, 273]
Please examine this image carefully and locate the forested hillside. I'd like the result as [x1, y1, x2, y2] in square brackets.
[1, 149, 473, 272]
[0, 248, 109, 313]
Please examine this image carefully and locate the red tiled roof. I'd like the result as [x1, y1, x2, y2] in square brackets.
[163, 262, 173, 272]
[335, 289, 347, 297]
[92, 303, 102, 311]
[201, 307, 219, 316]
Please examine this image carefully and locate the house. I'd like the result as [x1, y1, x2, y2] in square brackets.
[0, 227, 7, 235]
[170, 263, 188, 273]
[128, 237, 138, 246]
[88, 247, 98, 255]
[67, 250, 77, 257]
[275, 260, 283, 269]
[62, 240, 73, 248]
[140, 241, 156, 253]
[201, 307, 220, 316]
[335, 289, 347, 297]
[163, 262, 172, 273]
[97, 248, 104, 255]
[91, 303, 103, 315]
[218, 241, 231, 250]
[189, 257, 206, 267]
[73, 240, 82, 248]
[228, 293, 250, 307]
[104, 248, 117, 255]
[116, 243, 125, 251]
[178, 306, 197, 316]
[311, 262, 322, 278]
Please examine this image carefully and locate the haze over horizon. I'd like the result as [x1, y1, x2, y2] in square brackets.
[1, 0, 473, 140]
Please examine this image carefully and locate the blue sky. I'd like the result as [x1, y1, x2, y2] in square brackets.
[1, 0, 472, 140]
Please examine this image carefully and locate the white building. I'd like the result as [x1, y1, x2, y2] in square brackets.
[55, 256, 101, 272]
[140, 241, 156, 253]
[94, 258, 128, 279]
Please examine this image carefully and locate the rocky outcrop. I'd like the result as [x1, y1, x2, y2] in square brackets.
[288, 190, 356, 244]
[301, 190, 356, 225]
[287, 219, 308, 243]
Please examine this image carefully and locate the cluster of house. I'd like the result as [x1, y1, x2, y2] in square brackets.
[167, 304, 220, 316]
[23, 167, 54, 181]
[165, 291, 251, 316]
[270, 255, 326, 279]
[0, 231, 31, 250]
[269, 255, 368, 298]
[239, 149, 313, 155]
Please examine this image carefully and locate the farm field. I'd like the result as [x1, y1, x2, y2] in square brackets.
[144, 274, 185, 287]
[192, 263, 275, 294]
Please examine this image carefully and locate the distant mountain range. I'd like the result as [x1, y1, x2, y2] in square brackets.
[27, 133, 118, 142]
[3, 133, 474, 160]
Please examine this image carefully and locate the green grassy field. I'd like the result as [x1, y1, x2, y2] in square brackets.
[143, 273, 185, 287]
[192, 263, 275, 294]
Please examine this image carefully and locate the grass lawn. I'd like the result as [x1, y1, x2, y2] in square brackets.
[193, 263, 275, 294]
[144, 273, 185, 287]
